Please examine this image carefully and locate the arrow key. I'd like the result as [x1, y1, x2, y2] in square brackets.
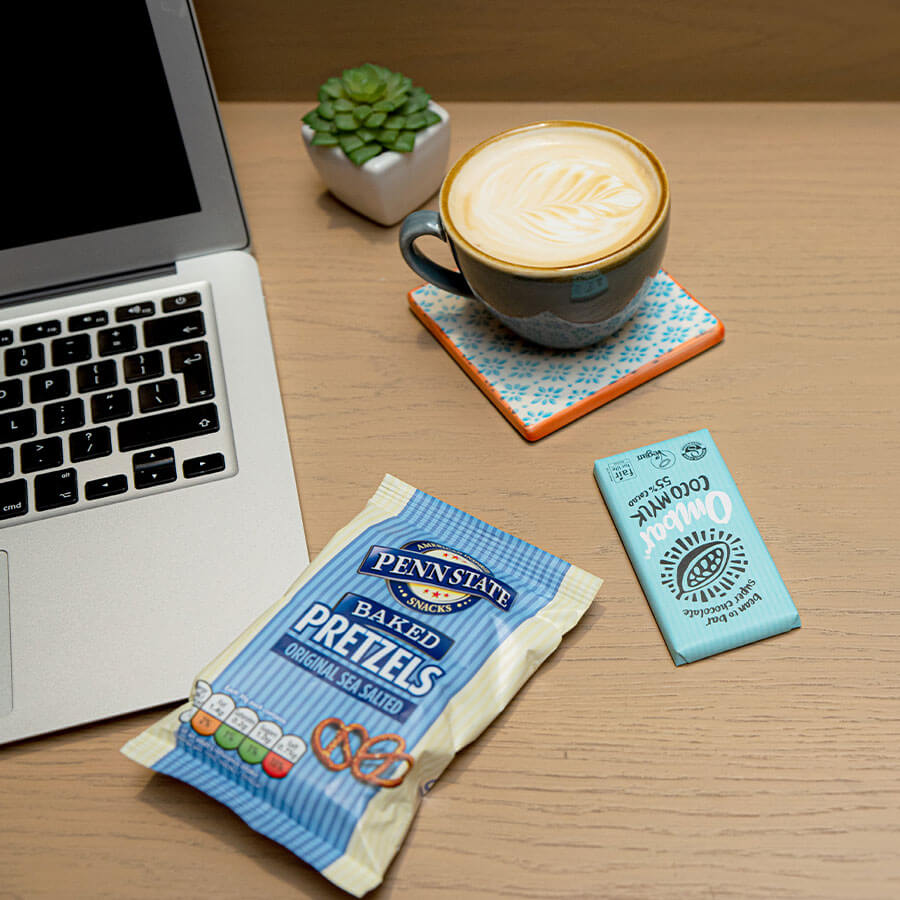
[183, 452, 225, 479]
[133, 446, 176, 489]
[85, 474, 128, 501]
[35, 468, 78, 511]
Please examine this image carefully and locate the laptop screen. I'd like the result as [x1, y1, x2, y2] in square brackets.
[0, 5, 201, 252]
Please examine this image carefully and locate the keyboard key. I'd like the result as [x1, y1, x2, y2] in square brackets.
[116, 301, 155, 322]
[5, 344, 44, 376]
[98, 325, 137, 356]
[0, 479, 27, 519]
[143, 311, 205, 347]
[133, 446, 177, 489]
[0, 330, 13, 347]
[118, 403, 219, 452]
[170, 342, 214, 402]
[0, 380, 23, 411]
[69, 426, 112, 462]
[0, 448, 13, 479]
[133, 446, 172, 466]
[0, 409, 37, 442]
[51, 334, 92, 367]
[30, 370, 71, 403]
[85, 474, 128, 501]
[138, 378, 179, 412]
[76, 360, 118, 393]
[21, 437, 63, 474]
[123, 350, 164, 383]
[68, 311, 109, 331]
[162, 292, 201, 313]
[43, 399, 85, 433]
[91, 389, 132, 423]
[21, 320, 61, 341]
[183, 452, 225, 479]
[34, 468, 77, 511]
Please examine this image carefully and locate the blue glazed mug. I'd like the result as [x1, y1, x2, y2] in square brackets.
[399, 121, 670, 349]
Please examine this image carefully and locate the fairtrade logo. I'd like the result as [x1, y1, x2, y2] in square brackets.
[659, 528, 748, 603]
[359, 541, 516, 615]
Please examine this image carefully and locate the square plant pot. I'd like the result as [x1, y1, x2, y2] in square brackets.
[301, 102, 450, 226]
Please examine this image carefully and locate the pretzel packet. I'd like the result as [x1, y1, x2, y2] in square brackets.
[122, 475, 602, 896]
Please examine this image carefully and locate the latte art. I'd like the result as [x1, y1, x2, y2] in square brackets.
[447, 126, 661, 268]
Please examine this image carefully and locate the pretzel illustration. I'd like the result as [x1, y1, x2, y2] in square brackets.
[311, 717, 414, 788]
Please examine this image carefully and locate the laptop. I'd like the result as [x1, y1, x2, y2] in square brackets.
[0, 1, 309, 744]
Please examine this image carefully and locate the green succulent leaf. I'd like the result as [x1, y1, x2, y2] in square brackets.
[352, 104, 372, 122]
[363, 110, 387, 128]
[338, 133, 365, 154]
[383, 72, 404, 94]
[348, 143, 383, 166]
[384, 114, 407, 130]
[355, 127, 377, 143]
[334, 113, 358, 131]
[333, 98, 355, 112]
[422, 109, 441, 127]
[322, 77, 346, 99]
[318, 100, 336, 120]
[376, 128, 399, 144]
[405, 111, 428, 130]
[391, 130, 416, 152]
[402, 89, 429, 115]
[310, 131, 339, 146]
[305, 114, 335, 133]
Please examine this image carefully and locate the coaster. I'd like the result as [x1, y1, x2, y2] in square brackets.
[409, 270, 724, 441]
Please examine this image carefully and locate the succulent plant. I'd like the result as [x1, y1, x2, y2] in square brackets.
[302, 63, 442, 166]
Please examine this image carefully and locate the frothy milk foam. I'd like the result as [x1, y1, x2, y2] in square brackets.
[447, 126, 661, 268]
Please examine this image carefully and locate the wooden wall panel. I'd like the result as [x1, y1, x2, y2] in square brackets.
[193, 0, 900, 101]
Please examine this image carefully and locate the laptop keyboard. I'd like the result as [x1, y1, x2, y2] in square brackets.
[0, 284, 236, 527]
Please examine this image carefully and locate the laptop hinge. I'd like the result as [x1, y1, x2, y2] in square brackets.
[0, 262, 178, 309]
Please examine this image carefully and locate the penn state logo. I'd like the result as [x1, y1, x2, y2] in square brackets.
[358, 541, 516, 615]
[659, 528, 748, 604]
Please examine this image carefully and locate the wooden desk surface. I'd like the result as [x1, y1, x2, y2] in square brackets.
[1, 102, 898, 899]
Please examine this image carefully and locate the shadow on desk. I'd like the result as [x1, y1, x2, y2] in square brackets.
[138, 773, 353, 897]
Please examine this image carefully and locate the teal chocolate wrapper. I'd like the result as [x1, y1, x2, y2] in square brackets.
[594, 429, 800, 664]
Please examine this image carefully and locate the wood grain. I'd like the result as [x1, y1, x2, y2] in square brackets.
[193, 0, 900, 101]
[1, 102, 899, 899]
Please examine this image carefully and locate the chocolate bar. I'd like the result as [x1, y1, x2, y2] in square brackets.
[594, 429, 800, 664]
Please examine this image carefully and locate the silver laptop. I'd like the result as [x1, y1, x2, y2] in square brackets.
[0, 1, 308, 744]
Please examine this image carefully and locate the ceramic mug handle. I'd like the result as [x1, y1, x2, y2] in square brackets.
[399, 211, 474, 299]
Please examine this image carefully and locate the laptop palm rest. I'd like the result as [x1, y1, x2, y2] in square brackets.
[0, 551, 11, 717]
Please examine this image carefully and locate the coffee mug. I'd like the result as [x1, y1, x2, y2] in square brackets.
[399, 121, 670, 349]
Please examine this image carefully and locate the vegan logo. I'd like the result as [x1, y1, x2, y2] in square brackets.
[636, 447, 676, 469]
[359, 541, 516, 615]
[650, 450, 676, 469]
[659, 528, 748, 604]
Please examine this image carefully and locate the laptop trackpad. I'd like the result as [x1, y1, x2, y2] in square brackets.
[0, 552, 11, 716]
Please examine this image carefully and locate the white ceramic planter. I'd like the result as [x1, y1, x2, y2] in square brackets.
[301, 101, 451, 226]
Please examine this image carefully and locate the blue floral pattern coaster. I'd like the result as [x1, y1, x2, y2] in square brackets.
[409, 270, 724, 441]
